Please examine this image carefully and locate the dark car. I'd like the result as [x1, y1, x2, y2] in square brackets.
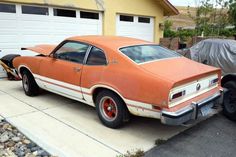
[182, 39, 236, 121]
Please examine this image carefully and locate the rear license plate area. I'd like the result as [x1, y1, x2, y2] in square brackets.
[199, 103, 214, 117]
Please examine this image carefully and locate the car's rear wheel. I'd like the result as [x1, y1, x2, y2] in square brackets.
[95, 90, 129, 128]
[22, 70, 39, 96]
[223, 81, 236, 121]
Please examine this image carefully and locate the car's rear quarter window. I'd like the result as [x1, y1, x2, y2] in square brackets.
[120, 45, 181, 64]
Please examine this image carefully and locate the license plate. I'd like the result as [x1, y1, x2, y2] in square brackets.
[199, 103, 214, 117]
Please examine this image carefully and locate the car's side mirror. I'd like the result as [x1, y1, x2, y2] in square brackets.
[49, 53, 54, 57]
[49, 53, 57, 59]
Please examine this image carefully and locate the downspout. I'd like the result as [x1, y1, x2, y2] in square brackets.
[94, 0, 105, 11]
[94, 0, 105, 36]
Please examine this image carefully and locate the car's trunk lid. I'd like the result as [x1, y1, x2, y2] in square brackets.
[21, 44, 57, 56]
[139, 57, 221, 86]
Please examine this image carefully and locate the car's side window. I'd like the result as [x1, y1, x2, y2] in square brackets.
[54, 42, 89, 64]
[86, 47, 107, 65]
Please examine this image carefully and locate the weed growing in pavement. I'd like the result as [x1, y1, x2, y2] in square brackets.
[155, 138, 167, 146]
[117, 149, 144, 157]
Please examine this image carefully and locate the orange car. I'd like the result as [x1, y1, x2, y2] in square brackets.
[13, 36, 224, 128]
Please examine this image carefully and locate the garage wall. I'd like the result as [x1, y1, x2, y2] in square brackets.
[2, 0, 165, 43]
[104, 0, 164, 43]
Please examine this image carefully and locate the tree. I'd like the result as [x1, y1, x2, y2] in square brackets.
[164, 20, 173, 30]
[229, 0, 236, 30]
[188, 0, 230, 36]
[214, 0, 230, 35]
[163, 20, 197, 42]
[195, 0, 214, 36]
[177, 29, 196, 42]
[163, 20, 177, 38]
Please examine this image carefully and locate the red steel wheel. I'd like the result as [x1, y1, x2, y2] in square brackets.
[100, 97, 118, 121]
[96, 90, 130, 128]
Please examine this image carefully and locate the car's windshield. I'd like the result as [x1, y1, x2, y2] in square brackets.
[120, 45, 181, 64]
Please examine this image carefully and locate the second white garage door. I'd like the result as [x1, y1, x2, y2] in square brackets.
[116, 14, 154, 42]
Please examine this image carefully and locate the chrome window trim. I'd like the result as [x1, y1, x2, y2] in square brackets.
[51, 40, 108, 66]
[84, 46, 108, 66]
[52, 40, 90, 64]
[83, 46, 93, 64]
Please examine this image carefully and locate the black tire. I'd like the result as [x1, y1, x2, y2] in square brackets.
[223, 81, 236, 121]
[95, 90, 130, 128]
[21, 70, 39, 96]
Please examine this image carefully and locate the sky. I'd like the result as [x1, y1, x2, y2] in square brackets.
[168, 0, 228, 7]
[169, 0, 196, 7]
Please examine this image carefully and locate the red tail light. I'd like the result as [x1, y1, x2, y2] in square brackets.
[209, 78, 219, 87]
[152, 105, 161, 110]
[170, 90, 186, 101]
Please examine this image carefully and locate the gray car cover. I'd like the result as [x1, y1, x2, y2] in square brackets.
[190, 39, 236, 75]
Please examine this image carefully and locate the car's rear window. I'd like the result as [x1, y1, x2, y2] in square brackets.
[120, 45, 181, 64]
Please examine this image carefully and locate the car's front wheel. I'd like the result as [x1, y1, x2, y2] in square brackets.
[223, 81, 236, 121]
[22, 70, 39, 96]
[95, 90, 129, 128]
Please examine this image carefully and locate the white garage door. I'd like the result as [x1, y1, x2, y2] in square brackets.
[116, 14, 154, 42]
[0, 3, 103, 57]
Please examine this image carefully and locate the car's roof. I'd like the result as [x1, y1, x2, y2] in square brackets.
[66, 35, 152, 50]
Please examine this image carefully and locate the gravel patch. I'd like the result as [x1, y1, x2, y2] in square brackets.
[0, 119, 56, 157]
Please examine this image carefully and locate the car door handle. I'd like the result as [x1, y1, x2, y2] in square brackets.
[73, 67, 81, 72]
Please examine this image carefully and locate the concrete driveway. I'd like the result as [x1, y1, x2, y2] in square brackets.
[0, 79, 188, 157]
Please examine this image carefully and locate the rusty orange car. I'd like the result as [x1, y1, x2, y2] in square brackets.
[13, 36, 224, 128]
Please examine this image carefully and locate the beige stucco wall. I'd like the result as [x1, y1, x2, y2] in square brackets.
[2, 0, 164, 43]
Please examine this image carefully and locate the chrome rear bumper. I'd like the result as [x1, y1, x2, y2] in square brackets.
[161, 89, 224, 125]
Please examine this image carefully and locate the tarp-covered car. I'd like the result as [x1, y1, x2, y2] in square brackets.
[187, 39, 236, 121]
